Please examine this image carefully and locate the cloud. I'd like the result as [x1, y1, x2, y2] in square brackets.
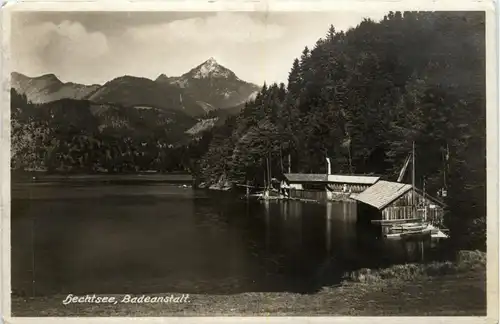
[11, 12, 386, 85]
[12, 20, 109, 80]
[124, 12, 285, 45]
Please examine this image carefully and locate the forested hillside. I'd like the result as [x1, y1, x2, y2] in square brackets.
[10, 58, 262, 175]
[195, 11, 486, 249]
[11, 89, 199, 173]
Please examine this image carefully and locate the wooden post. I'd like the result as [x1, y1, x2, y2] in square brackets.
[279, 145, 284, 173]
[32, 215, 36, 297]
[423, 177, 427, 221]
[412, 141, 416, 219]
[347, 136, 353, 175]
[269, 153, 272, 186]
[266, 156, 270, 192]
[263, 164, 267, 192]
[288, 154, 291, 173]
[326, 202, 332, 254]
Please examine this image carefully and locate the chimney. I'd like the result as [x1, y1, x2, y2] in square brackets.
[326, 157, 331, 175]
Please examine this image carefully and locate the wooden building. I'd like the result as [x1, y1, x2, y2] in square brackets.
[281, 173, 380, 201]
[281, 173, 329, 200]
[353, 180, 446, 228]
[326, 175, 380, 198]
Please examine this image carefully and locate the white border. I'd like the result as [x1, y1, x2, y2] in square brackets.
[1, 1, 498, 323]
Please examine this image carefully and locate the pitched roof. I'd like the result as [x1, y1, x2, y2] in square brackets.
[327, 174, 380, 184]
[353, 180, 412, 210]
[284, 173, 328, 182]
[284, 173, 380, 184]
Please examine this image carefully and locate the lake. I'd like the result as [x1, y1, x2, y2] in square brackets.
[11, 180, 449, 297]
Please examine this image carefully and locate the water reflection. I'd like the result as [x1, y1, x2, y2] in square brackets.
[264, 200, 271, 250]
[12, 184, 450, 297]
[381, 238, 430, 264]
[326, 203, 332, 255]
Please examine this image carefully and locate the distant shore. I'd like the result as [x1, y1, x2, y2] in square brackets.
[11, 250, 486, 317]
[11, 171, 193, 184]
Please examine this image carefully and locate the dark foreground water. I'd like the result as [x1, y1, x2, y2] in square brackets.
[11, 181, 450, 296]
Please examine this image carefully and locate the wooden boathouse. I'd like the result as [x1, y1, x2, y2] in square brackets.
[281, 173, 380, 201]
[353, 180, 446, 228]
[281, 173, 328, 200]
[326, 174, 380, 198]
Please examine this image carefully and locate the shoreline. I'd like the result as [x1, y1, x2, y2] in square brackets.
[11, 172, 193, 184]
[11, 251, 486, 317]
[11, 272, 486, 317]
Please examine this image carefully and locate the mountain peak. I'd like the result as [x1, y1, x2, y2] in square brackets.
[11, 72, 61, 83]
[189, 57, 233, 79]
[155, 59, 260, 110]
[35, 73, 60, 81]
[206, 57, 217, 64]
[155, 73, 170, 83]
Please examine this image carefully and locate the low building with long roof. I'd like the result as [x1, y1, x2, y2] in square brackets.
[353, 180, 446, 227]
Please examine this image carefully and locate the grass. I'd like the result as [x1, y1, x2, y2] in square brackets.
[345, 250, 486, 283]
[10, 250, 486, 317]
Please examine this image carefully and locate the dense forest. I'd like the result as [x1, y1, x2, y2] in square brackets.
[194, 11, 486, 249]
[10, 90, 203, 173]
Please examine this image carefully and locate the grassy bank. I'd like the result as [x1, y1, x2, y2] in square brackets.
[345, 250, 486, 283]
[11, 250, 486, 317]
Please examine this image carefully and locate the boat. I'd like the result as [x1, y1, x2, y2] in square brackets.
[385, 222, 449, 239]
[428, 223, 450, 239]
[431, 230, 449, 239]
[385, 225, 431, 239]
[400, 229, 432, 239]
[390, 222, 428, 232]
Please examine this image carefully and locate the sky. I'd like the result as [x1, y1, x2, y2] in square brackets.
[11, 11, 387, 86]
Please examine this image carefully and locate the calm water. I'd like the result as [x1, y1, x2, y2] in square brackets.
[11, 181, 447, 296]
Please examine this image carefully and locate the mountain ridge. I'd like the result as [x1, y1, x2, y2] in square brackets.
[11, 72, 101, 104]
[84, 75, 208, 117]
[12, 58, 260, 117]
[156, 58, 260, 110]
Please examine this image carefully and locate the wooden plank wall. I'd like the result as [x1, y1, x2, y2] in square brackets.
[289, 189, 327, 201]
[381, 190, 445, 224]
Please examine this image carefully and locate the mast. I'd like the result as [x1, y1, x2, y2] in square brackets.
[443, 142, 449, 196]
[265, 157, 269, 189]
[288, 154, 291, 173]
[263, 156, 267, 190]
[279, 145, 284, 174]
[412, 141, 416, 218]
[267, 153, 271, 190]
[263, 169, 266, 190]
[423, 176, 426, 199]
[423, 176, 427, 221]
[347, 140, 353, 175]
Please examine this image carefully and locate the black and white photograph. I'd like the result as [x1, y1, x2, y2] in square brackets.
[2, 3, 497, 319]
